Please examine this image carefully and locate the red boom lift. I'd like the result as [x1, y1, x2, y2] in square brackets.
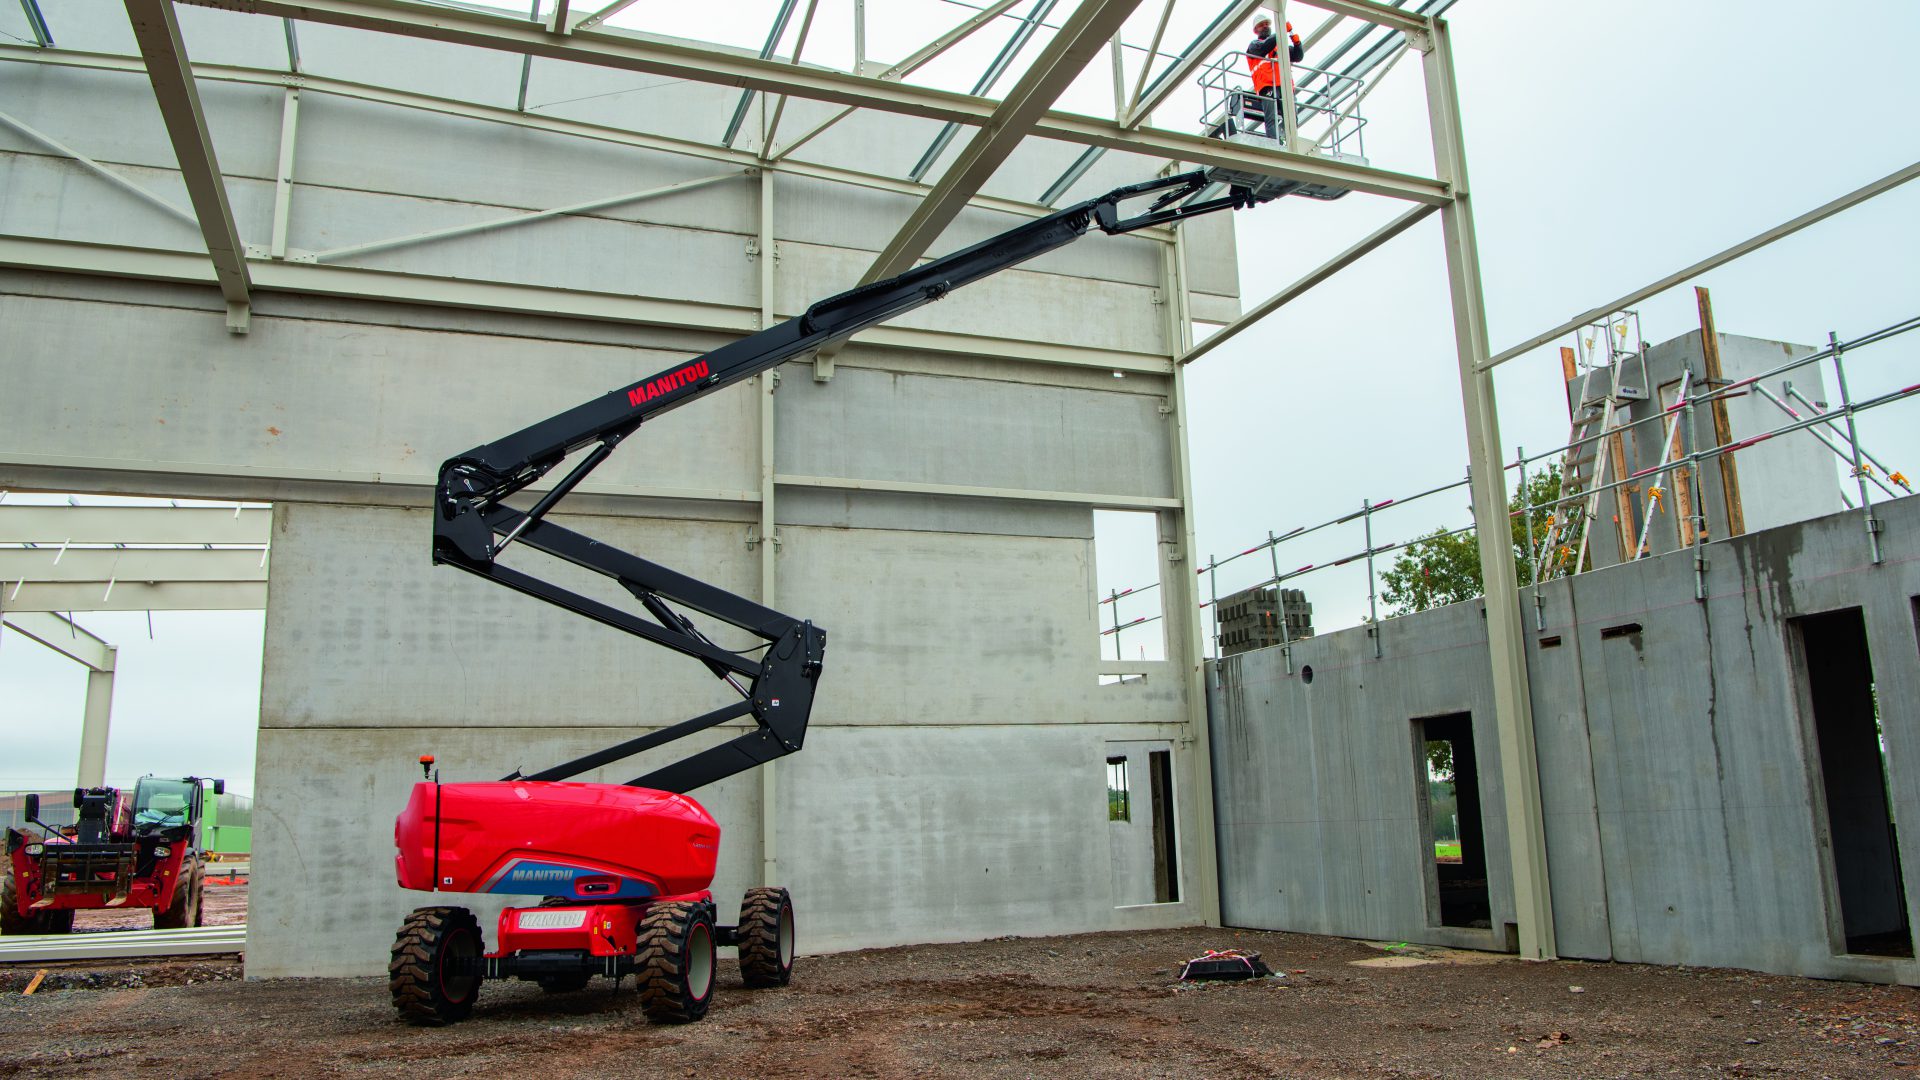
[3, 776, 225, 934]
[390, 169, 1278, 1025]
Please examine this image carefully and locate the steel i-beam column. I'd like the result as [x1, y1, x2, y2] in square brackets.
[1422, 17, 1555, 959]
[79, 666, 118, 788]
[756, 164, 780, 888]
[1166, 216, 1222, 925]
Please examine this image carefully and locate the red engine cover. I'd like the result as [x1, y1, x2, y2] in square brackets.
[394, 781, 719, 900]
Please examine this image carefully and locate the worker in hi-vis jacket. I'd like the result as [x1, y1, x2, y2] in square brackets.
[1245, 16, 1304, 139]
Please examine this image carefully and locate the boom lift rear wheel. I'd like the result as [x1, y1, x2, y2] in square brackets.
[389, 906, 484, 1025]
[736, 886, 795, 988]
[634, 900, 716, 1023]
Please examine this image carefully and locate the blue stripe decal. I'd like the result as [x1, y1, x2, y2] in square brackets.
[484, 860, 656, 899]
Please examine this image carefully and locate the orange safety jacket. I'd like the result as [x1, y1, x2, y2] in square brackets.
[1245, 30, 1304, 95]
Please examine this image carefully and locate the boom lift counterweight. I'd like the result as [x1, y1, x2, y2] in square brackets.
[391, 169, 1278, 1026]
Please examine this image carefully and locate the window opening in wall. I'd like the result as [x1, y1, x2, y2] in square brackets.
[1148, 749, 1179, 904]
[1107, 757, 1131, 822]
[1416, 713, 1490, 930]
[1094, 510, 1166, 677]
[1797, 608, 1911, 958]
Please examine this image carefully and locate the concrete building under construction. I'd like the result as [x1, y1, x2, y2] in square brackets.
[3, 0, 1918, 998]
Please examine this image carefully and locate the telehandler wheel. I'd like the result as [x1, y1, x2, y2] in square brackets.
[737, 887, 795, 988]
[40, 908, 75, 934]
[633, 901, 715, 1024]
[389, 906, 484, 1026]
[0, 870, 40, 936]
[537, 972, 592, 994]
[154, 863, 202, 930]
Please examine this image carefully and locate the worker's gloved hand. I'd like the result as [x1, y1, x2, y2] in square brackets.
[1287, 22, 1301, 46]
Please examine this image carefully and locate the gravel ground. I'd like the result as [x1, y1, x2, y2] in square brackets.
[3, 923, 1919, 1078]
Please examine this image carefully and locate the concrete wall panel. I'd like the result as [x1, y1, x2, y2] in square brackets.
[776, 364, 1176, 500]
[0, 284, 760, 496]
[1212, 496, 1920, 983]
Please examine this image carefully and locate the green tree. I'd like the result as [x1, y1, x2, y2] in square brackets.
[1379, 470, 1579, 617]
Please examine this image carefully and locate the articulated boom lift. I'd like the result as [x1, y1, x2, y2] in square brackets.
[390, 169, 1275, 1026]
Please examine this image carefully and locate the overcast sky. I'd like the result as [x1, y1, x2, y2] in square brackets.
[3, 1, 1916, 795]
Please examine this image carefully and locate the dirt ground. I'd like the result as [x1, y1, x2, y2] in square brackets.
[5, 920, 1920, 1079]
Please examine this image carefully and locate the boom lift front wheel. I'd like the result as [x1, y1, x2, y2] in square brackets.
[737, 886, 795, 988]
[389, 906, 484, 1025]
[634, 900, 717, 1023]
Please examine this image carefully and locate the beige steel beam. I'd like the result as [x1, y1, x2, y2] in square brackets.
[1480, 158, 1920, 373]
[0, 610, 117, 787]
[0, 47, 1144, 231]
[123, 0, 253, 333]
[1297, 0, 1429, 35]
[1423, 18, 1554, 960]
[813, 0, 1147, 380]
[1177, 201, 1435, 365]
[1125, 0, 1265, 127]
[0, 505, 271, 545]
[0, 581, 266, 612]
[0, 547, 268, 585]
[1, 610, 115, 672]
[862, 0, 1146, 284]
[158, 0, 1449, 204]
[769, 0, 1027, 164]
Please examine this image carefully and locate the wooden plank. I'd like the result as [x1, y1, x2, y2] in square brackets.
[1560, 347, 1578, 418]
[1608, 431, 1636, 562]
[1696, 286, 1746, 535]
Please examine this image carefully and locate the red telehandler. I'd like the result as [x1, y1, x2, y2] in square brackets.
[390, 169, 1279, 1025]
[3, 776, 225, 934]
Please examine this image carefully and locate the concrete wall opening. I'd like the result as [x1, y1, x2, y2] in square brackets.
[1795, 608, 1911, 958]
[1107, 743, 1179, 906]
[1415, 713, 1489, 930]
[1094, 510, 1165, 679]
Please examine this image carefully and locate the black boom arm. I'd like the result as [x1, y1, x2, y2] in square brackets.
[431, 170, 1270, 794]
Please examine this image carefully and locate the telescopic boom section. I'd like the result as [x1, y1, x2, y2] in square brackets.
[430, 170, 1270, 795]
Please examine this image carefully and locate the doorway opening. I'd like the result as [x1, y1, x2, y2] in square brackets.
[1796, 608, 1911, 958]
[1416, 713, 1489, 929]
[1106, 743, 1179, 906]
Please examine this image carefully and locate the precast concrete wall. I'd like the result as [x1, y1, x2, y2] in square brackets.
[1, 7, 1243, 976]
[1210, 495, 1920, 983]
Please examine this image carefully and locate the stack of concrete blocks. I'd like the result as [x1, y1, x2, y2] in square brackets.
[1215, 584, 1313, 656]
[0, 7, 1245, 975]
[1562, 331, 1845, 569]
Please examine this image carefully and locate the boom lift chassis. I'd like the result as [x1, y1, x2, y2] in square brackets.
[390, 170, 1275, 1025]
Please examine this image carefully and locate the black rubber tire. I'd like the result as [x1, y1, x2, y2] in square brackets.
[537, 972, 593, 994]
[40, 908, 75, 934]
[1, 869, 36, 936]
[633, 901, 716, 1024]
[389, 906, 484, 1026]
[153, 863, 201, 930]
[737, 887, 795, 988]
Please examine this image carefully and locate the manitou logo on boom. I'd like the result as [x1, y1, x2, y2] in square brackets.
[628, 360, 710, 408]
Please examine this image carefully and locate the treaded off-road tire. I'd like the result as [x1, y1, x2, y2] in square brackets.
[389, 906, 484, 1026]
[154, 863, 202, 930]
[40, 908, 75, 934]
[737, 887, 795, 988]
[1, 869, 38, 936]
[633, 900, 716, 1024]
